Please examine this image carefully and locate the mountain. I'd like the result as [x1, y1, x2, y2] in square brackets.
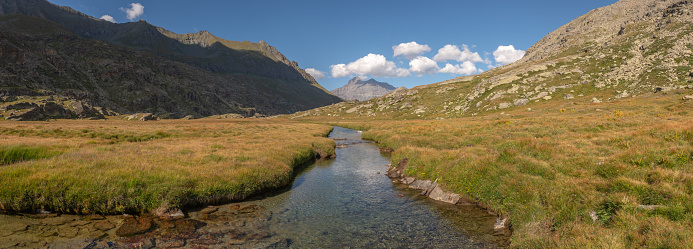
[299, 0, 693, 119]
[0, 0, 341, 118]
[331, 77, 398, 101]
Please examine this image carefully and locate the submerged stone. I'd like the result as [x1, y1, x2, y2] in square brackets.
[94, 220, 115, 231]
[41, 216, 76, 226]
[116, 217, 152, 237]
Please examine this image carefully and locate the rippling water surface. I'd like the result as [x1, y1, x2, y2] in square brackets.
[235, 127, 502, 248]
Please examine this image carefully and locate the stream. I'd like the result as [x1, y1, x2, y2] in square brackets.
[0, 127, 505, 248]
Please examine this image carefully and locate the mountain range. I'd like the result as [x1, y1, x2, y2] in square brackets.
[331, 77, 398, 101]
[0, 0, 341, 118]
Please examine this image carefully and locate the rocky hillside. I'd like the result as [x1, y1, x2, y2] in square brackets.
[0, 0, 341, 119]
[331, 77, 398, 101]
[297, 0, 693, 119]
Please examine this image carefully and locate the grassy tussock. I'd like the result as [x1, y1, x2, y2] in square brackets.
[0, 145, 60, 165]
[0, 119, 334, 214]
[320, 94, 693, 248]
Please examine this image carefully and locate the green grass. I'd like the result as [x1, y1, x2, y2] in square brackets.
[305, 93, 693, 248]
[0, 145, 60, 165]
[0, 119, 335, 214]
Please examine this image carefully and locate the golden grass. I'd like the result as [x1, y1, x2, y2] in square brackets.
[0, 118, 334, 214]
[303, 92, 693, 248]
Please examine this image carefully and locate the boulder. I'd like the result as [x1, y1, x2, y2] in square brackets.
[5, 107, 44, 121]
[513, 98, 529, 106]
[140, 113, 157, 121]
[1, 102, 38, 111]
[498, 103, 513, 109]
[683, 95, 693, 100]
[533, 92, 549, 100]
[70, 102, 91, 118]
[493, 217, 510, 230]
[427, 186, 460, 204]
[591, 98, 602, 103]
[409, 179, 438, 196]
[615, 91, 629, 99]
[42, 102, 71, 118]
[563, 94, 575, 99]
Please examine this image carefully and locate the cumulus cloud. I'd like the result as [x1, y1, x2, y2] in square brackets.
[121, 3, 144, 21]
[439, 61, 480, 75]
[100, 15, 116, 23]
[304, 68, 326, 80]
[409, 56, 440, 75]
[433, 44, 483, 63]
[330, 53, 411, 78]
[393, 42, 431, 60]
[493, 45, 525, 65]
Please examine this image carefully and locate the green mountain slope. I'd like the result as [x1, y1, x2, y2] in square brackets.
[299, 0, 693, 119]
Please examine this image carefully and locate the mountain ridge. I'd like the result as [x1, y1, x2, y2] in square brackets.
[0, 0, 341, 118]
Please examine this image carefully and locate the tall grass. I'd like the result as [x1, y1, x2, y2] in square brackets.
[0, 119, 334, 214]
[314, 94, 693, 248]
[0, 145, 59, 165]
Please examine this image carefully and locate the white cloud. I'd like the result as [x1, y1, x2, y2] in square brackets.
[409, 56, 440, 75]
[493, 45, 525, 65]
[330, 53, 411, 78]
[121, 3, 144, 21]
[330, 64, 349, 78]
[100, 15, 116, 23]
[433, 44, 483, 63]
[439, 61, 480, 75]
[393, 42, 431, 59]
[305, 68, 326, 80]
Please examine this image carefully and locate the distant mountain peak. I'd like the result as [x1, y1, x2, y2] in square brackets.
[332, 78, 398, 101]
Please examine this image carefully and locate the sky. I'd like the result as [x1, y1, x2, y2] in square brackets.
[48, 0, 616, 91]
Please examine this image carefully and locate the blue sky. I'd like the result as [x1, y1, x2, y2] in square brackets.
[49, 0, 616, 90]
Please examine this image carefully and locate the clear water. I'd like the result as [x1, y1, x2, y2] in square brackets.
[231, 127, 502, 248]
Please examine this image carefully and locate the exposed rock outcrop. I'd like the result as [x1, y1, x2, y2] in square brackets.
[5, 107, 43, 121]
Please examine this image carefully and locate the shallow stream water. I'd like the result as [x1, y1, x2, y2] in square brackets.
[0, 127, 505, 248]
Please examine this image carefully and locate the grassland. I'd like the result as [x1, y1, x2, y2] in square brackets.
[0, 118, 334, 214]
[1, 90, 691, 248]
[303, 92, 693, 248]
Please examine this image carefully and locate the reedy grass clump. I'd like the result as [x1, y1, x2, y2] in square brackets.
[0, 145, 60, 165]
[0, 119, 334, 214]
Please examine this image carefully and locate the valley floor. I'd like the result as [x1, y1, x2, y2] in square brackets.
[0, 92, 691, 248]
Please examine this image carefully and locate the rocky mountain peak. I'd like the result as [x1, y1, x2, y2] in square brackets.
[521, 0, 690, 63]
[331, 78, 398, 101]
